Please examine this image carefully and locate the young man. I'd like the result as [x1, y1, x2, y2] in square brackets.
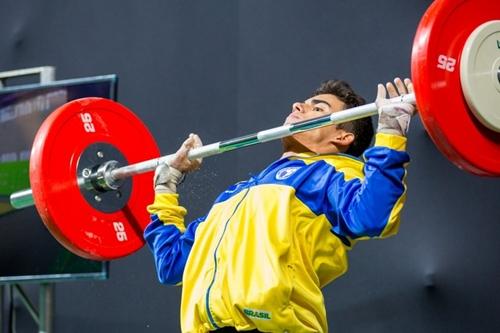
[145, 78, 415, 332]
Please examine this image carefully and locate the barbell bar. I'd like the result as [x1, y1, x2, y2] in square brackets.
[6, 0, 500, 260]
[9, 93, 417, 210]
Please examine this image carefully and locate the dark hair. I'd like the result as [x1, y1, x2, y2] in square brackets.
[314, 80, 374, 157]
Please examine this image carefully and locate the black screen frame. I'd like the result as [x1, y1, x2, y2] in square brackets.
[0, 75, 118, 284]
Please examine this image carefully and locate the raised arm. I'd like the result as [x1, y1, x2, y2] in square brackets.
[329, 78, 415, 241]
[144, 134, 204, 284]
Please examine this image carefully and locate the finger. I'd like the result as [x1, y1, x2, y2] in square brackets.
[183, 134, 197, 149]
[182, 135, 193, 146]
[404, 78, 417, 114]
[386, 82, 398, 98]
[376, 84, 386, 100]
[191, 134, 203, 148]
[404, 78, 414, 94]
[175, 136, 192, 159]
[192, 158, 202, 170]
[394, 77, 407, 95]
[186, 134, 203, 166]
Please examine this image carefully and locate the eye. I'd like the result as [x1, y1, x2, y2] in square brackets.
[313, 106, 323, 112]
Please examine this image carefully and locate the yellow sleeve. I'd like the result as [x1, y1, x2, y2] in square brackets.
[147, 193, 188, 232]
[373, 132, 407, 152]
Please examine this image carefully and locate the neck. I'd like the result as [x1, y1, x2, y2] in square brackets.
[281, 136, 339, 158]
[282, 151, 307, 158]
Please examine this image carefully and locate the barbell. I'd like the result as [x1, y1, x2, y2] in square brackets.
[7, 0, 500, 260]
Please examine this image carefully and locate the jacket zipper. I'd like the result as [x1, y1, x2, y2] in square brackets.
[205, 186, 251, 329]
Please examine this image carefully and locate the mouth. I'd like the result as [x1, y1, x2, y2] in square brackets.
[284, 113, 301, 124]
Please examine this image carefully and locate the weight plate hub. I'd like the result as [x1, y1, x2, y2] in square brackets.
[29, 98, 159, 260]
[412, 0, 500, 176]
[76, 142, 132, 213]
[460, 20, 500, 132]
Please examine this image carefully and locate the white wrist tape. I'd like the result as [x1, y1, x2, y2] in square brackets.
[153, 164, 184, 194]
[377, 102, 415, 136]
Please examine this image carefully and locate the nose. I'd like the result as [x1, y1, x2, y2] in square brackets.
[292, 102, 305, 113]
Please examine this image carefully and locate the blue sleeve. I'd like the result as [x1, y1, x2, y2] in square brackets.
[144, 215, 206, 284]
[329, 144, 409, 240]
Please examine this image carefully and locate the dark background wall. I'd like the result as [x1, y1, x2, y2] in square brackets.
[1, 0, 500, 332]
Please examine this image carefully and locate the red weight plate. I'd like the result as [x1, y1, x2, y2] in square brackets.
[30, 98, 159, 260]
[412, 0, 500, 176]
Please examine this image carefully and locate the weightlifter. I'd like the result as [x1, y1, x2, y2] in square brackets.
[144, 77, 415, 332]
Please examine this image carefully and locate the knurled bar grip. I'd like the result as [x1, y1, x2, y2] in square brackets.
[9, 93, 416, 210]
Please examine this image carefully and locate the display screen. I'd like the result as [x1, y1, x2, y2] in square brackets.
[0, 75, 116, 282]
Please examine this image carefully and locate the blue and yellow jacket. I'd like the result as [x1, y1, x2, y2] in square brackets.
[145, 133, 409, 333]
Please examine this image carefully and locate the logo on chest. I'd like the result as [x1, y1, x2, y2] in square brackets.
[275, 166, 301, 180]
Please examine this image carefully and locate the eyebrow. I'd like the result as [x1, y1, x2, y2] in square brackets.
[310, 99, 332, 108]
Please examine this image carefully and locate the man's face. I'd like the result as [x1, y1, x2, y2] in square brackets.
[284, 93, 345, 125]
[283, 94, 353, 154]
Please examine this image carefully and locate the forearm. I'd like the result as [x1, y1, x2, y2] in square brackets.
[147, 193, 187, 231]
[144, 194, 192, 284]
[362, 133, 409, 237]
[145, 133, 204, 284]
[334, 133, 409, 239]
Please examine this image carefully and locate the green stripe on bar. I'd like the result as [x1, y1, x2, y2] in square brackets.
[219, 133, 260, 152]
[289, 115, 333, 132]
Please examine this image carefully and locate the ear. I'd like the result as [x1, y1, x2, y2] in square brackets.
[331, 130, 355, 150]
